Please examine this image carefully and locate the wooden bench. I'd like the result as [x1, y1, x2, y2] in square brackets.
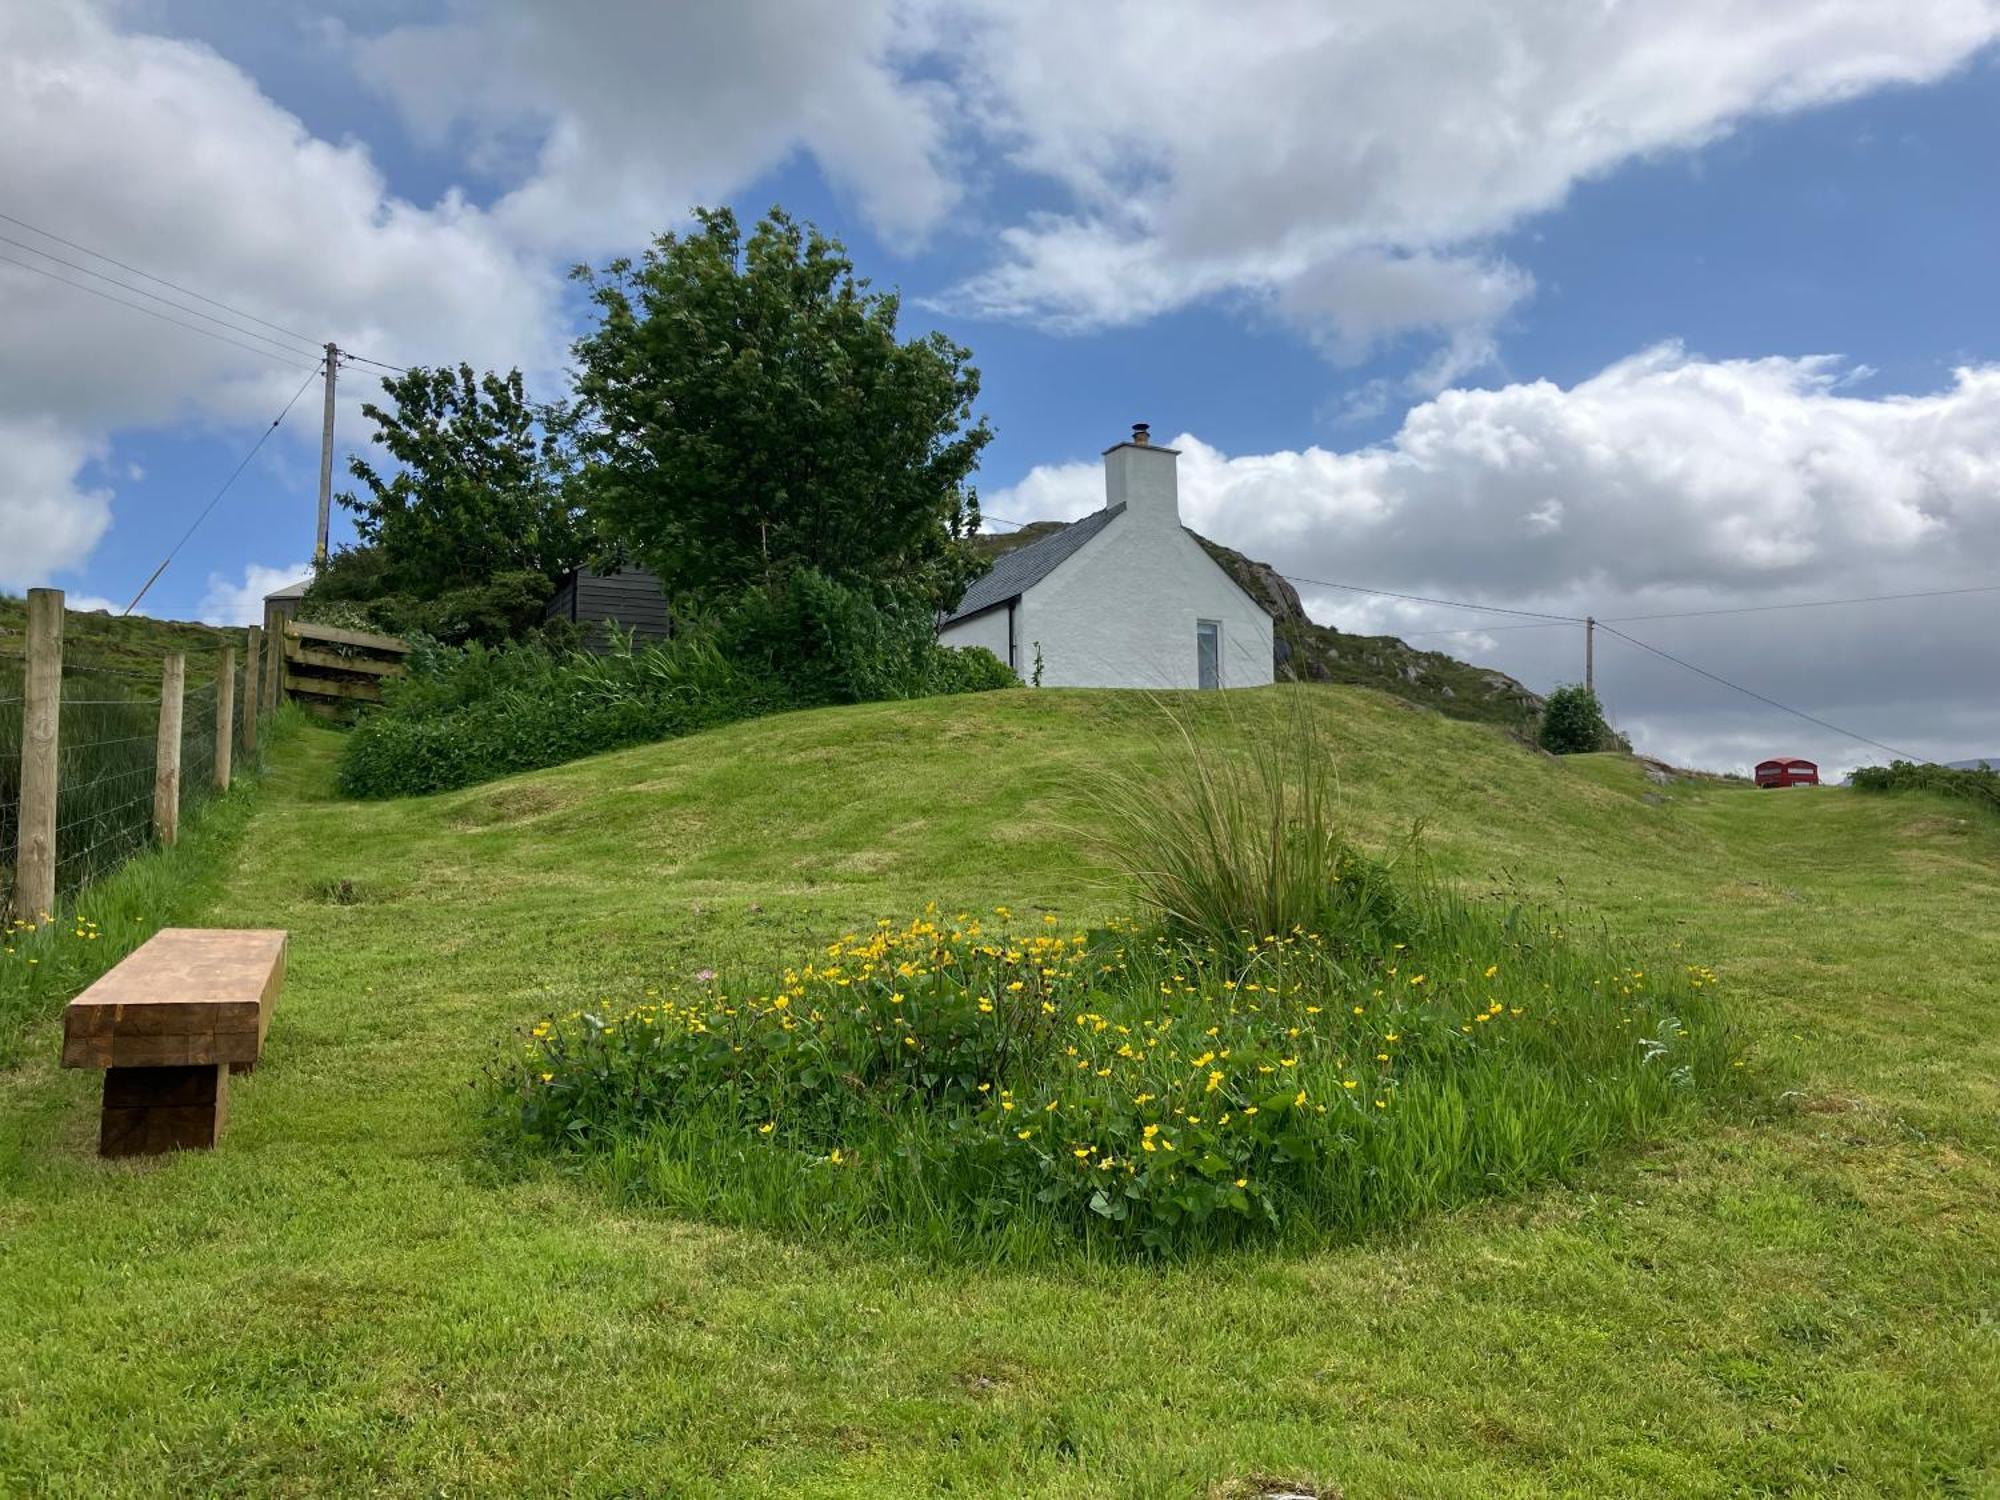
[61, 928, 287, 1158]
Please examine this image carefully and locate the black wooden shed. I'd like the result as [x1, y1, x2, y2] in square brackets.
[545, 565, 672, 646]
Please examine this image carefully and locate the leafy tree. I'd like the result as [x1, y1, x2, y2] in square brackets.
[1538, 684, 1612, 755]
[340, 364, 585, 597]
[570, 207, 992, 612]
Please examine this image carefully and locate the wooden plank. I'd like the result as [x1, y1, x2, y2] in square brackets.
[62, 928, 286, 1071]
[285, 618, 409, 654]
[284, 645, 404, 677]
[284, 671, 382, 703]
[100, 1064, 228, 1156]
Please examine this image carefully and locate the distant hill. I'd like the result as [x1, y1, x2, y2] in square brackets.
[1946, 758, 1998, 771]
[970, 524, 1545, 733]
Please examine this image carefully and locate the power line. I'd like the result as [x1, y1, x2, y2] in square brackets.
[0, 209, 318, 347]
[0, 230, 322, 362]
[1398, 620, 1578, 640]
[1595, 623, 1916, 760]
[0, 249, 315, 371]
[122, 360, 326, 616]
[341, 350, 409, 375]
[1280, 572, 1584, 623]
[1603, 581, 2000, 624]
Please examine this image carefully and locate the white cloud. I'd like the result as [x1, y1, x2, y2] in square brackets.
[351, 0, 961, 253]
[937, 0, 2000, 361]
[0, 416, 113, 589]
[199, 561, 311, 627]
[986, 345, 2000, 770]
[0, 0, 569, 588]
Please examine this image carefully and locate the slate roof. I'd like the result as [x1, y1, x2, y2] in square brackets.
[943, 504, 1125, 624]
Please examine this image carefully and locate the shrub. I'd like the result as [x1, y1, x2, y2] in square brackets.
[1538, 683, 1612, 754]
[489, 711, 1745, 1257]
[338, 634, 776, 798]
[1850, 759, 2000, 814]
[336, 612, 1015, 799]
[721, 568, 1015, 704]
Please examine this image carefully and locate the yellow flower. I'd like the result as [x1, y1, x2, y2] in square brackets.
[828, 1148, 846, 1165]
[758, 1121, 776, 1135]
[1483, 965, 1498, 979]
[1293, 1090, 1308, 1107]
[1234, 1178, 1248, 1189]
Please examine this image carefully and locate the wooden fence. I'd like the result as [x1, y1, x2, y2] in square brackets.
[281, 619, 409, 718]
[2, 588, 273, 924]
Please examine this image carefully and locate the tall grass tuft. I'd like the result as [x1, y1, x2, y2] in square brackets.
[1088, 693, 1409, 956]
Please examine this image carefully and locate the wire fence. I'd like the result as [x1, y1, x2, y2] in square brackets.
[3, 632, 262, 920]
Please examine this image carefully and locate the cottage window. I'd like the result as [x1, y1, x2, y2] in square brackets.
[1196, 620, 1221, 689]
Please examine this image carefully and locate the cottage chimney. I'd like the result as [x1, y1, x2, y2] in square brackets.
[1103, 423, 1180, 525]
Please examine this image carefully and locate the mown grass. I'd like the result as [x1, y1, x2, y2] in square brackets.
[0, 707, 300, 1066]
[1, 686, 1996, 1496]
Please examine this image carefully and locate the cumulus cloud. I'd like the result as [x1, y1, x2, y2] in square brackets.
[937, 0, 2000, 361]
[0, 0, 570, 591]
[0, 416, 113, 589]
[985, 346, 2000, 770]
[198, 561, 312, 627]
[351, 0, 961, 252]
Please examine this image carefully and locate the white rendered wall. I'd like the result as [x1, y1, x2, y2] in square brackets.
[938, 604, 1014, 672]
[1017, 475, 1274, 690]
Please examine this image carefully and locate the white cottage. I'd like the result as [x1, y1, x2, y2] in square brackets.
[940, 425, 1275, 689]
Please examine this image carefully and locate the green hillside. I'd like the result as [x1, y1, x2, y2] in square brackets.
[0, 594, 243, 684]
[2, 685, 1995, 1495]
[973, 525, 1545, 730]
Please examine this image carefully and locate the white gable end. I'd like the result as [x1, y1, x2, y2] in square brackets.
[941, 425, 1275, 690]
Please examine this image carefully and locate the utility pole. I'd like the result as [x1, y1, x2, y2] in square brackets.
[314, 342, 338, 567]
[1585, 615, 1596, 694]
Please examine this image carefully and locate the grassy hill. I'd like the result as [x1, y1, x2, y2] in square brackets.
[0, 593, 243, 684]
[2, 685, 1995, 1495]
[974, 525, 1545, 731]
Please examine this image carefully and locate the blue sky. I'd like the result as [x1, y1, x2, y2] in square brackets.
[5, 1, 1999, 770]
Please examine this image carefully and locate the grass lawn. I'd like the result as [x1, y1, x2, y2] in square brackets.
[2, 686, 1995, 1497]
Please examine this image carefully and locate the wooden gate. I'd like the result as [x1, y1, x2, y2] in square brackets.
[282, 620, 409, 718]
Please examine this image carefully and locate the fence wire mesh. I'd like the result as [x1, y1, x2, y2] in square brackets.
[52, 667, 165, 904]
[2, 636, 268, 919]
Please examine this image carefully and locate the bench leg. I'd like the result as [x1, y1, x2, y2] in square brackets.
[99, 1064, 230, 1158]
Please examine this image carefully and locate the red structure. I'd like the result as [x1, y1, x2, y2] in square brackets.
[1755, 757, 1820, 788]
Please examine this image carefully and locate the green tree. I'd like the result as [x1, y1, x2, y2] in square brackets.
[571, 206, 991, 611]
[340, 364, 585, 597]
[1538, 683, 1612, 755]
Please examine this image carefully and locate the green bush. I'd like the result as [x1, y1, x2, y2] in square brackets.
[1538, 683, 1612, 755]
[721, 568, 1014, 703]
[489, 712, 1745, 1258]
[337, 600, 1015, 799]
[1850, 759, 2000, 814]
[305, 551, 558, 648]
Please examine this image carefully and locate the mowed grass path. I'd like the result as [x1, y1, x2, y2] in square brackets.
[2, 688, 1995, 1497]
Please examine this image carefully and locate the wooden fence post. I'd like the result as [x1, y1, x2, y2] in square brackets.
[242, 626, 261, 754]
[214, 647, 235, 792]
[266, 618, 286, 709]
[16, 588, 63, 922]
[154, 653, 185, 845]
